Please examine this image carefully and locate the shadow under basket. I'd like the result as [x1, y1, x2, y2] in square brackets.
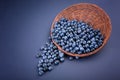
[51, 3, 112, 57]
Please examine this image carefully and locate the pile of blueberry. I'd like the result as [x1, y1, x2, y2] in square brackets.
[52, 18, 104, 54]
[36, 40, 65, 76]
[36, 17, 104, 76]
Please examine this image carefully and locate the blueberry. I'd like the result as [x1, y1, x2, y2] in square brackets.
[47, 50, 51, 53]
[43, 67, 48, 72]
[75, 56, 79, 59]
[50, 52, 54, 55]
[91, 37, 95, 42]
[53, 57, 57, 61]
[87, 40, 91, 44]
[40, 47, 44, 51]
[42, 63, 47, 67]
[69, 57, 73, 60]
[47, 55, 51, 59]
[49, 59, 54, 63]
[75, 47, 79, 51]
[37, 63, 42, 68]
[44, 59, 49, 63]
[65, 48, 69, 52]
[60, 57, 65, 62]
[60, 17, 68, 22]
[59, 51, 64, 57]
[36, 53, 41, 58]
[54, 60, 60, 65]
[71, 49, 75, 53]
[38, 70, 44, 76]
[61, 42, 65, 46]
[48, 36, 52, 41]
[82, 40, 86, 45]
[43, 50, 47, 54]
[48, 66, 53, 71]
[85, 48, 90, 53]
[79, 46, 84, 51]
[47, 62, 52, 66]
[39, 59, 44, 63]
[42, 55, 47, 60]
[61, 29, 66, 33]
[38, 67, 43, 71]
[94, 44, 98, 48]
[72, 42, 76, 48]
[67, 21, 71, 26]
[78, 29, 81, 33]
[78, 51, 82, 54]
[62, 46, 65, 50]
[45, 42, 49, 46]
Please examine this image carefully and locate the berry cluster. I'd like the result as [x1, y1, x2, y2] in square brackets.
[36, 18, 104, 76]
[36, 40, 64, 76]
[52, 18, 104, 54]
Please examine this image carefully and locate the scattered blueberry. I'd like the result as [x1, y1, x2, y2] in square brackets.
[75, 56, 79, 59]
[69, 57, 74, 60]
[36, 17, 104, 76]
[48, 66, 53, 71]
[60, 57, 65, 62]
[36, 41, 65, 76]
[38, 70, 44, 76]
[54, 60, 60, 65]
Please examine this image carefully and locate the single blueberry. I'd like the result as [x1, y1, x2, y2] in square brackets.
[91, 37, 95, 42]
[40, 47, 44, 51]
[82, 40, 86, 45]
[48, 66, 53, 71]
[85, 44, 89, 48]
[78, 29, 81, 33]
[60, 57, 65, 62]
[54, 60, 60, 65]
[43, 50, 47, 54]
[38, 70, 44, 76]
[49, 59, 54, 63]
[61, 29, 66, 33]
[79, 46, 84, 52]
[75, 56, 79, 59]
[42, 55, 47, 60]
[94, 44, 98, 48]
[65, 48, 69, 52]
[37, 63, 42, 68]
[67, 21, 71, 26]
[61, 42, 65, 46]
[42, 63, 47, 67]
[38, 67, 43, 71]
[63, 36, 68, 40]
[69, 57, 73, 60]
[36, 53, 41, 58]
[43, 67, 48, 72]
[72, 42, 76, 48]
[75, 47, 79, 51]
[85, 48, 90, 53]
[40, 59, 44, 63]
[47, 55, 51, 59]
[47, 62, 52, 66]
[59, 51, 64, 57]
[77, 51, 82, 54]
[44, 59, 49, 63]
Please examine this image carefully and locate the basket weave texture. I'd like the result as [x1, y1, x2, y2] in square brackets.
[51, 3, 112, 57]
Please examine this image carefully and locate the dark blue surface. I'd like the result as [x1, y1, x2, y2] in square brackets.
[0, 0, 119, 80]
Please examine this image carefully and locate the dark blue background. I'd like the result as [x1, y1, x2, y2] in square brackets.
[0, 0, 119, 80]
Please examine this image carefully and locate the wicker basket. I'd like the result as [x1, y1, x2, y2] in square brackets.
[51, 3, 112, 57]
